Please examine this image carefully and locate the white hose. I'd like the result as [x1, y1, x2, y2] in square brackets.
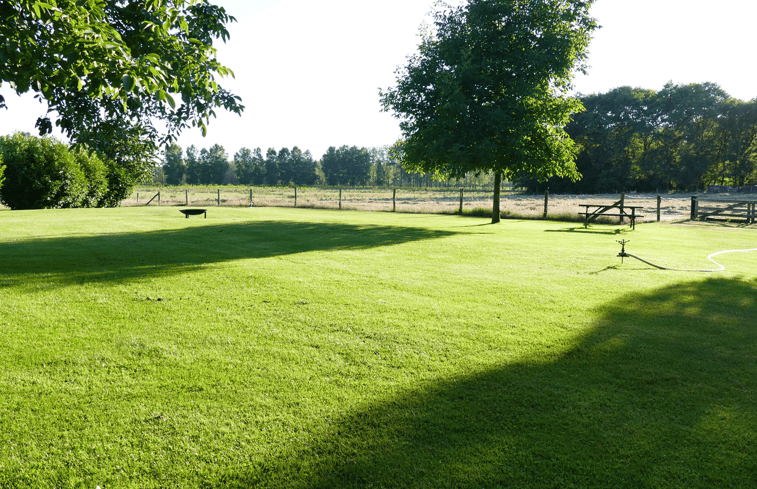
[625, 248, 757, 272]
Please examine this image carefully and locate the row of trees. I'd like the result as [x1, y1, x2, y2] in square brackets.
[157, 143, 500, 188]
[519, 83, 757, 193]
[161, 144, 362, 186]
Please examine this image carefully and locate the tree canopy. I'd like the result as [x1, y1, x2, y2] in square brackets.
[321, 145, 372, 186]
[380, 0, 597, 222]
[0, 0, 243, 193]
[522, 83, 757, 193]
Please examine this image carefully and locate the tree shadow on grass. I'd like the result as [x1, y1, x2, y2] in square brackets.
[219, 277, 757, 488]
[0, 220, 457, 288]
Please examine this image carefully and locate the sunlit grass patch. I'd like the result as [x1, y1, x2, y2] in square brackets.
[1, 207, 756, 487]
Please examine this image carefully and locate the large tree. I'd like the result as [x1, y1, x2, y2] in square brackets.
[278, 147, 318, 186]
[185, 145, 201, 185]
[380, 0, 597, 222]
[321, 145, 371, 186]
[234, 147, 265, 185]
[199, 144, 229, 184]
[264, 148, 279, 185]
[163, 143, 185, 185]
[0, 0, 243, 199]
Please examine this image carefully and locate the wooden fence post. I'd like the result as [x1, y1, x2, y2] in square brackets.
[185, 189, 188, 206]
[249, 188, 252, 206]
[657, 195, 661, 222]
[619, 192, 625, 224]
[339, 188, 342, 210]
[690, 196, 698, 220]
[294, 187, 297, 207]
[217, 189, 220, 206]
[393, 189, 396, 212]
[459, 188, 464, 214]
[144, 191, 161, 206]
[543, 190, 549, 218]
[136, 193, 139, 204]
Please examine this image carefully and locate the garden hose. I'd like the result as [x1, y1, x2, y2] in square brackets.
[617, 239, 757, 272]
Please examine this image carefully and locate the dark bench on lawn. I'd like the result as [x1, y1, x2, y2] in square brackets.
[180, 208, 207, 218]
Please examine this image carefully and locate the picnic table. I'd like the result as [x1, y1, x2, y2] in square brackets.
[579, 203, 643, 230]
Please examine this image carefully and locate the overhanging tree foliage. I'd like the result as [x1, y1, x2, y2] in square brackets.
[0, 0, 243, 202]
[380, 0, 597, 222]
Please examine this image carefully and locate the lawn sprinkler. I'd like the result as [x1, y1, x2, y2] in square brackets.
[612, 239, 756, 272]
[616, 239, 630, 264]
[615, 238, 669, 269]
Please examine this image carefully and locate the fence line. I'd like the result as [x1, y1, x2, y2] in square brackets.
[128, 186, 501, 214]
[125, 187, 753, 223]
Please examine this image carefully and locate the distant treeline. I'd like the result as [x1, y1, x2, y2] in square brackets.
[158, 144, 499, 189]
[519, 83, 757, 193]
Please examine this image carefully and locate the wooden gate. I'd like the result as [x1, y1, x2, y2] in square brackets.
[692, 198, 756, 223]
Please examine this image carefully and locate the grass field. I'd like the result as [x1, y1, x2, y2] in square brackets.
[1, 207, 756, 488]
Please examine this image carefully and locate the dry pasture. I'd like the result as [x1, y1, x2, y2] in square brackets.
[124, 187, 717, 222]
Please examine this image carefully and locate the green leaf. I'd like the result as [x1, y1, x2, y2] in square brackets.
[122, 75, 134, 92]
[165, 92, 176, 109]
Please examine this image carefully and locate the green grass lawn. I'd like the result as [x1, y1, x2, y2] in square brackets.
[1, 207, 756, 488]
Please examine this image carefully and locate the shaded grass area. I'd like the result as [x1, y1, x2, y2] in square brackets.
[247, 277, 757, 488]
[0, 217, 453, 288]
[0, 207, 756, 487]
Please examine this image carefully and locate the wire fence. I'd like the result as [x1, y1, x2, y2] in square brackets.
[0, 185, 757, 222]
[4, 185, 754, 223]
[123, 186, 710, 222]
[123, 186, 501, 214]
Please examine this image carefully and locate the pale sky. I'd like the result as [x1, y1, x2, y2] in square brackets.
[1, 0, 756, 161]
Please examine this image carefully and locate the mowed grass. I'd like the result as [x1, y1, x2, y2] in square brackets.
[1, 207, 756, 488]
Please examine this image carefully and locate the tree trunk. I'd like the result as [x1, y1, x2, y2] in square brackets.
[492, 172, 502, 224]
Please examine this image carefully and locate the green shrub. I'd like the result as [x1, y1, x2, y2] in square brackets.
[72, 146, 108, 207]
[98, 159, 138, 207]
[0, 153, 5, 194]
[0, 133, 101, 210]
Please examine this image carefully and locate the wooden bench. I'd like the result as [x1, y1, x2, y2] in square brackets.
[579, 204, 643, 230]
[179, 208, 207, 218]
